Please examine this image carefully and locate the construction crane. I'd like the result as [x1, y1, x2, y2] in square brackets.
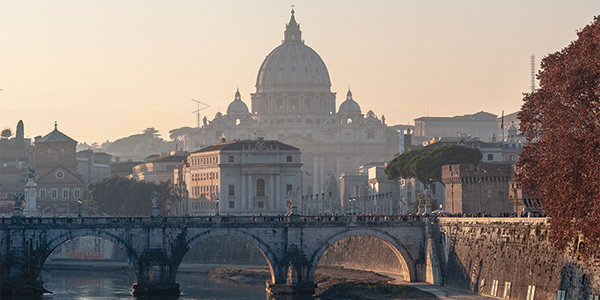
[191, 99, 210, 128]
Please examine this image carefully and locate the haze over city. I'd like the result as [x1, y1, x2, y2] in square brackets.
[1, 0, 598, 143]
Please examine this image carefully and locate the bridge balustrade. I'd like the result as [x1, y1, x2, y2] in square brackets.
[0, 214, 426, 226]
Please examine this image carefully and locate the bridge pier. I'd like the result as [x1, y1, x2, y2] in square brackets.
[266, 261, 316, 295]
[266, 245, 316, 295]
[132, 258, 180, 296]
[1, 217, 47, 296]
[132, 224, 180, 296]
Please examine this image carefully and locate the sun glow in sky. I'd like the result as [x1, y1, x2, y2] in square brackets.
[1, 1, 598, 143]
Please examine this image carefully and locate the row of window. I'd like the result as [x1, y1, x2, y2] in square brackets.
[190, 155, 219, 166]
[226, 183, 294, 198]
[191, 172, 219, 181]
[39, 188, 80, 199]
[192, 200, 217, 210]
[482, 154, 518, 162]
[191, 185, 219, 197]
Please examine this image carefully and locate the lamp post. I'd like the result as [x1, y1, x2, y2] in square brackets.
[77, 199, 82, 217]
[451, 182, 454, 214]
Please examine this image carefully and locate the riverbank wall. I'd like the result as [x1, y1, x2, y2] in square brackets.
[438, 218, 600, 300]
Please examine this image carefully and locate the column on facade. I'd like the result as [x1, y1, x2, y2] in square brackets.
[275, 174, 281, 211]
[318, 156, 324, 213]
[269, 174, 275, 212]
[241, 173, 247, 211]
[248, 174, 253, 211]
[312, 156, 318, 209]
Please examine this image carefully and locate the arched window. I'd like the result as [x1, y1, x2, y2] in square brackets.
[256, 178, 266, 197]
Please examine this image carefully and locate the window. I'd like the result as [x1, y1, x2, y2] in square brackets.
[487, 154, 494, 161]
[286, 156, 292, 162]
[367, 130, 375, 139]
[228, 156, 234, 162]
[526, 285, 535, 300]
[40, 189, 46, 199]
[257, 202, 264, 208]
[74, 188, 80, 199]
[229, 201, 235, 209]
[229, 184, 235, 197]
[509, 155, 515, 161]
[62, 188, 69, 199]
[557, 290, 566, 300]
[51, 188, 58, 199]
[256, 179, 266, 197]
[503, 282, 511, 299]
[491, 280, 499, 297]
[287, 184, 293, 194]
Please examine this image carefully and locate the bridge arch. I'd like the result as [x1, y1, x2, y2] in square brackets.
[39, 229, 139, 277]
[181, 228, 280, 284]
[307, 228, 417, 283]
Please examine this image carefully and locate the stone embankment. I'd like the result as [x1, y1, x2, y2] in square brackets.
[438, 218, 600, 300]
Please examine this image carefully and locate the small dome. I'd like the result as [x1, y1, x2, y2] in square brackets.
[338, 89, 361, 114]
[226, 90, 249, 115]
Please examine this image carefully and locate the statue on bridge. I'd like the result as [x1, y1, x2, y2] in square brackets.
[286, 188, 299, 216]
[12, 193, 25, 217]
[417, 190, 432, 215]
[152, 191, 160, 209]
[151, 191, 160, 218]
[27, 165, 35, 179]
[13, 193, 25, 209]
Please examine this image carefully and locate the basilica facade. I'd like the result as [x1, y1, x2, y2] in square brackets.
[184, 10, 400, 200]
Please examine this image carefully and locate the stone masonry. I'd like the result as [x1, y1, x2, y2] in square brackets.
[0, 214, 438, 296]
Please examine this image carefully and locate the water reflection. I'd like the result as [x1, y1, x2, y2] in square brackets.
[4, 269, 313, 300]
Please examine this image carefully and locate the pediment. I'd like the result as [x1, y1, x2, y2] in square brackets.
[279, 132, 317, 145]
[36, 165, 84, 185]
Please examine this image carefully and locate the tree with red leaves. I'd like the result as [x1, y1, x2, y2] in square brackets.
[518, 16, 600, 257]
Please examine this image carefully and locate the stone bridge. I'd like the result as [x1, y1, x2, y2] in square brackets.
[0, 214, 442, 296]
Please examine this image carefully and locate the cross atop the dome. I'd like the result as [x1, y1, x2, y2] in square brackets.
[285, 5, 301, 43]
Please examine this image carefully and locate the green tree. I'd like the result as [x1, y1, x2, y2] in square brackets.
[518, 17, 600, 257]
[142, 127, 160, 138]
[87, 175, 175, 216]
[169, 126, 194, 141]
[384, 145, 482, 186]
[1, 128, 11, 139]
[15, 121, 24, 149]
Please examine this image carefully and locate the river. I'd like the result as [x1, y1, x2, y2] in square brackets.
[4, 268, 313, 300]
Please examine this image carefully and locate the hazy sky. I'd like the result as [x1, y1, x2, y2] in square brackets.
[1, 1, 598, 144]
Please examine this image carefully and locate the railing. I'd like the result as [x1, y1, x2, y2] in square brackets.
[0, 214, 429, 226]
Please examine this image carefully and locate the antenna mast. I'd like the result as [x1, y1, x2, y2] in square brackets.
[530, 55, 536, 93]
[191, 99, 210, 128]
